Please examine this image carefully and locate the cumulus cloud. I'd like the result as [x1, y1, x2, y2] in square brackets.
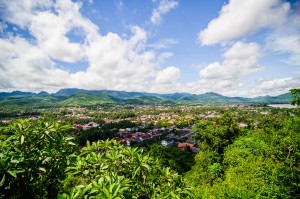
[1, 0, 98, 63]
[199, 0, 290, 45]
[150, 0, 178, 25]
[0, 0, 163, 93]
[81, 26, 158, 91]
[0, 0, 53, 28]
[155, 66, 180, 84]
[30, 0, 99, 63]
[248, 77, 300, 96]
[198, 42, 263, 95]
[151, 66, 181, 93]
[0, 36, 70, 92]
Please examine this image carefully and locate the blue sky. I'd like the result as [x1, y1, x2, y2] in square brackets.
[0, 0, 299, 97]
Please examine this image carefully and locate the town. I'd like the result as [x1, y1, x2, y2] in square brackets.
[0, 104, 278, 151]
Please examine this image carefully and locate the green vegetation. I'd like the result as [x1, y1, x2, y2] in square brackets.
[59, 140, 192, 198]
[0, 120, 192, 198]
[186, 110, 300, 198]
[0, 90, 299, 198]
[0, 119, 77, 198]
[290, 88, 300, 105]
[148, 144, 195, 174]
[0, 89, 293, 110]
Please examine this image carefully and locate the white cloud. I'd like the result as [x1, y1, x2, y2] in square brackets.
[0, 0, 53, 28]
[198, 42, 263, 95]
[0, 0, 163, 93]
[150, 0, 178, 25]
[30, 11, 85, 63]
[30, 0, 99, 63]
[151, 66, 181, 93]
[157, 52, 173, 64]
[248, 77, 300, 96]
[1, 0, 99, 63]
[155, 66, 180, 84]
[199, 0, 290, 45]
[265, 10, 300, 66]
[149, 38, 178, 49]
[267, 34, 300, 65]
[82, 26, 158, 91]
[0, 36, 70, 92]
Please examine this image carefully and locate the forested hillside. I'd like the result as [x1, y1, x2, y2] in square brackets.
[186, 111, 300, 198]
[0, 89, 293, 110]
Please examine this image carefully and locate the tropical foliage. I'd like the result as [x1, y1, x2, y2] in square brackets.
[290, 88, 300, 105]
[186, 111, 300, 198]
[0, 119, 77, 198]
[60, 140, 193, 198]
[0, 120, 193, 198]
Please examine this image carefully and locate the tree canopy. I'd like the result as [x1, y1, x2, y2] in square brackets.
[0, 119, 193, 198]
[290, 88, 300, 105]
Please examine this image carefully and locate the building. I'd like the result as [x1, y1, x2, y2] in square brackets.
[161, 139, 174, 146]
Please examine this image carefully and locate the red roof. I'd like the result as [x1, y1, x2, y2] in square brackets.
[131, 133, 138, 137]
[178, 142, 193, 148]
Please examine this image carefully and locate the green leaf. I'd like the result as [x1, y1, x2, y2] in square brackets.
[68, 141, 76, 146]
[75, 185, 85, 189]
[103, 187, 110, 197]
[42, 157, 52, 164]
[0, 174, 5, 187]
[112, 184, 120, 197]
[66, 137, 75, 141]
[60, 125, 70, 130]
[10, 159, 19, 164]
[38, 167, 46, 172]
[142, 164, 150, 171]
[17, 123, 22, 130]
[90, 152, 96, 159]
[56, 194, 65, 199]
[83, 170, 89, 175]
[20, 135, 25, 144]
[133, 167, 140, 178]
[73, 190, 81, 199]
[7, 170, 17, 178]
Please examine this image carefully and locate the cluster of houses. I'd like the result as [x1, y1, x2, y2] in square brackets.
[71, 119, 200, 152]
[160, 130, 200, 153]
[112, 127, 200, 153]
[73, 122, 99, 130]
[114, 128, 164, 146]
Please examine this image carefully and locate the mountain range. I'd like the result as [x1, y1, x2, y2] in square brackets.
[0, 88, 293, 108]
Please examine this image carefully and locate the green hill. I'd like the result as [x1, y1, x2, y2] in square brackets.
[58, 93, 115, 106]
[0, 88, 293, 108]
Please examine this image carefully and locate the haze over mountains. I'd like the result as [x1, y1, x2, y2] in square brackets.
[0, 88, 292, 107]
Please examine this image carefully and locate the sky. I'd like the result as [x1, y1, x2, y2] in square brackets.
[0, 0, 299, 97]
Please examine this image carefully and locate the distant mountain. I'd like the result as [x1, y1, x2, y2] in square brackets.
[180, 92, 244, 104]
[58, 92, 115, 106]
[251, 93, 292, 104]
[0, 88, 293, 108]
[53, 88, 95, 97]
[156, 93, 192, 100]
[0, 91, 35, 99]
[36, 91, 49, 96]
